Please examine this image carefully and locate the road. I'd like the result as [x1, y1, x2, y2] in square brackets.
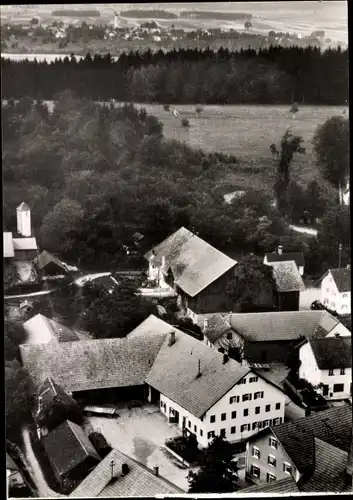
[289, 224, 318, 237]
[21, 427, 64, 498]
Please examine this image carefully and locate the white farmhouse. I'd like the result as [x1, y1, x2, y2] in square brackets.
[320, 268, 351, 315]
[299, 336, 352, 400]
[146, 330, 286, 448]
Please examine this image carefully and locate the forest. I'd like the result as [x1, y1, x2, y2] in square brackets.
[2, 93, 349, 274]
[1, 46, 348, 104]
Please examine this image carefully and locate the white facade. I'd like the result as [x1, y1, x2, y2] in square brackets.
[320, 272, 351, 315]
[16, 206, 31, 237]
[299, 342, 352, 400]
[148, 256, 170, 289]
[157, 372, 285, 448]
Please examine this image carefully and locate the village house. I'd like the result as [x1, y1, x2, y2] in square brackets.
[69, 448, 183, 497]
[20, 322, 288, 448]
[23, 313, 80, 344]
[299, 336, 352, 400]
[264, 246, 305, 275]
[320, 268, 351, 315]
[245, 404, 352, 491]
[34, 250, 75, 277]
[6, 453, 27, 497]
[144, 227, 237, 322]
[266, 260, 305, 311]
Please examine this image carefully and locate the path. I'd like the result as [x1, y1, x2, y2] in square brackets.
[74, 272, 112, 287]
[289, 224, 318, 237]
[5, 289, 52, 299]
[21, 427, 64, 498]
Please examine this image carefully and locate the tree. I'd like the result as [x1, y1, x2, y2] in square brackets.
[6, 360, 33, 441]
[188, 435, 239, 493]
[227, 255, 277, 312]
[195, 106, 203, 117]
[244, 21, 252, 30]
[76, 278, 152, 339]
[181, 118, 190, 128]
[163, 104, 170, 112]
[290, 102, 299, 119]
[312, 116, 349, 205]
[4, 320, 27, 362]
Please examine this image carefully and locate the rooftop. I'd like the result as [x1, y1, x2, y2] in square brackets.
[17, 201, 30, 212]
[242, 476, 300, 493]
[69, 448, 183, 497]
[273, 420, 316, 473]
[3, 232, 14, 258]
[20, 334, 167, 392]
[202, 313, 231, 343]
[267, 260, 305, 292]
[35, 250, 68, 272]
[144, 227, 236, 297]
[126, 314, 185, 340]
[43, 420, 100, 477]
[309, 336, 352, 370]
[34, 377, 79, 425]
[23, 313, 79, 344]
[329, 268, 351, 293]
[13, 237, 37, 251]
[265, 250, 305, 267]
[146, 330, 251, 418]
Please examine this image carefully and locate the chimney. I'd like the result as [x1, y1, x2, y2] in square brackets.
[203, 318, 209, 331]
[161, 255, 165, 268]
[121, 463, 129, 476]
[347, 265, 351, 270]
[168, 331, 175, 347]
[218, 347, 225, 354]
[278, 245, 283, 255]
[197, 359, 201, 378]
[223, 353, 229, 364]
[153, 466, 159, 477]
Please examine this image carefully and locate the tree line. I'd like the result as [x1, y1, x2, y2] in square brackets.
[1, 46, 348, 104]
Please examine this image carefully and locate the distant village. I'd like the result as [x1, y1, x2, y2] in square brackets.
[4, 201, 352, 496]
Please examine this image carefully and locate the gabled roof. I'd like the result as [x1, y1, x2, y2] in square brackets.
[17, 202, 30, 212]
[300, 438, 351, 493]
[43, 420, 100, 477]
[144, 227, 236, 297]
[242, 476, 300, 493]
[267, 260, 305, 292]
[330, 268, 351, 293]
[146, 330, 252, 418]
[126, 314, 184, 339]
[69, 448, 183, 497]
[202, 313, 232, 343]
[309, 336, 352, 370]
[13, 237, 37, 251]
[6, 453, 19, 471]
[35, 377, 79, 424]
[23, 314, 79, 344]
[35, 250, 68, 272]
[265, 251, 305, 267]
[20, 334, 167, 392]
[3, 232, 15, 258]
[225, 310, 332, 342]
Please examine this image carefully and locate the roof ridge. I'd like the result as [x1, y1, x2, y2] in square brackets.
[67, 420, 90, 457]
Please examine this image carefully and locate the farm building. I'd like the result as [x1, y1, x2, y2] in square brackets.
[144, 227, 237, 322]
[266, 260, 305, 311]
[35, 250, 71, 276]
[264, 246, 305, 275]
[23, 314, 79, 344]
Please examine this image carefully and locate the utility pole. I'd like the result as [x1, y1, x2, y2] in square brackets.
[338, 243, 342, 268]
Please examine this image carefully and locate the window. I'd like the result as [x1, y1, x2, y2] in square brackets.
[210, 415, 216, 423]
[249, 376, 258, 383]
[207, 431, 215, 439]
[326, 288, 330, 292]
[221, 413, 226, 421]
[255, 406, 260, 415]
[267, 473, 276, 483]
[240, 378, 247, 384]
[342, 305, 348, 310]
[220, 428, 226, 437]
[263, 420, 270, 428]
[275, 402, 281, 410]
[268, 455, 276, 467]
[331, 301, 335, 308]
[231, 426, 236, 434]
[343, 293, 348, 298]
[200, 429, 203, 436]
[242, 393, 252, 402]
[252, 447, 260, 459]
[194, 425, 197, 433]
[273, 417, 281, 425]
[328, 369, 334, 376]
[333, 383, 344, 392]
[254, 391, 264, 399]
[243, 409, 249, 417]
[265, 404, 271, 412]
[269, 437, 277, 449]
[241, 424, 250, 432]
[230, 395, 240, 404]
[231, 410, 237, 419]
[160, 401, 164, 409]
[340, 368, 346, 375]
[251, 465, 260, 478]
[226, 331, 232, 340]
[283, 462, 292, 475]
[252, 422, 258, 430]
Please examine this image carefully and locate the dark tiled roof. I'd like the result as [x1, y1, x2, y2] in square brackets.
[300, 438, 351, 493]
[330, 268, 351, 293]
[20, 335, 166, 392]
[34, 377, 79, 424]
[226, 311, 329, 342]
[69, 448, 183, 497]
[272, 421, 316, 473]
[265, 251, 305, 267]
[144, 227, 236, 297]
[309, 337, 352, 370]
[242, 476, 300, 493]
[267, 260, 305, 292]
[43, 420, 100, 477]
[202, 313, 231, 343]
[146, 330, 251, 418]
[35, 250, 68, 272]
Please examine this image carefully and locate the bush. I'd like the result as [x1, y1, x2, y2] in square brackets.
[181, 118, 190, 128]
[163, 104, 170, 112]
[165, 434, 203, 464]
